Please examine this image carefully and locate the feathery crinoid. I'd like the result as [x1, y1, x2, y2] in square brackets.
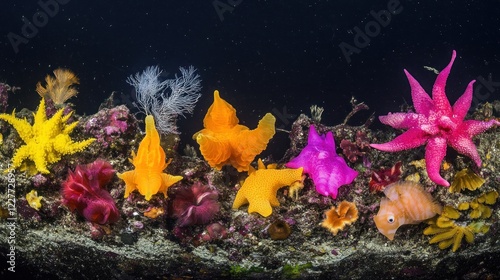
[36, 68, 79, 105]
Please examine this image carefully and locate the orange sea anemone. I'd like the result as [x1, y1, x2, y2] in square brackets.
[321, 200, 359, 236]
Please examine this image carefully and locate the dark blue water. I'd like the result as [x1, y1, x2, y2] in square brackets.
[1, 0, 500, 157]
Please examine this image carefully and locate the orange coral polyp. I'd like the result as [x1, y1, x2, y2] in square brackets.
[321, 201, 359, 235]
[193, 90, 276, 172]
[118, 115, 182, 201]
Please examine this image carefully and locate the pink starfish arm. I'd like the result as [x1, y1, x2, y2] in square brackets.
[461, 119, 500, 137]
[379, 112, 425, 129]
[448, 133, 482, 167]
[431, 50, 455, 116]
[425, 137, 449, 186]
[370, 128, 428, 152]
[452, 80, 475, 121]
[404, 70, 433, 115]
[448, 119, 500, 167]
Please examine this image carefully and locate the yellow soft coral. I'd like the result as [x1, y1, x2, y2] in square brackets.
[118, 115, 182, 201]
[36, 68, 79, 105]
[232, 159, 303, 217]
[458, 190, 498, 219]
[193, 90, 276, 172]
[424, 206, 490, 252]
[0, 98, 95, 174]
[26, 190, 43, 210]
[449, 168, 485, 193]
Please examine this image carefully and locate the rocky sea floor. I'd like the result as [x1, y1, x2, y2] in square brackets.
[1, 97, 499, 279]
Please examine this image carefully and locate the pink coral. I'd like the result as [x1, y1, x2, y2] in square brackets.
[370, 51, 500, 186]
[61, 159, 120, 224]
[84, 105, 135, 148]
[171, 181, 220, 227]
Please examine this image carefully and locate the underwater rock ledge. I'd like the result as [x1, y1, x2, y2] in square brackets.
[1, 220, 500, 279]
[0, 206, 500, 279]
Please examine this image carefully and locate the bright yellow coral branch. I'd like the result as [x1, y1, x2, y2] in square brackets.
[0, 98, 94, 174]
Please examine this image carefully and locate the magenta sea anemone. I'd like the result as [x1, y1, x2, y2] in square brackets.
[171, 181, 220, 227]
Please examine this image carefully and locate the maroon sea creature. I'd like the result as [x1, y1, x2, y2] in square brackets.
[61, 159, 120, 224]
[369, 161, 402, 193]
[200, 222, 228, 242]
[340, 139, 360, 163]
[171, 181, 220, 227]
[340, 130, 371, 163]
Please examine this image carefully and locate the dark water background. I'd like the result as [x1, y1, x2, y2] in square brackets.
[1, 0, 500, 158]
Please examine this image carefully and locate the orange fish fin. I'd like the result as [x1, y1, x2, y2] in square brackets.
[383, 183, 400, 201]
[379, 197, 390, 208]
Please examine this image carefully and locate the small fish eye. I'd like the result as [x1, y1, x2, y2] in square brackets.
[387, 216, 395, 224]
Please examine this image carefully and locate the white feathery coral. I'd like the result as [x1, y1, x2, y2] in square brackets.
[127, 65, 202, 134]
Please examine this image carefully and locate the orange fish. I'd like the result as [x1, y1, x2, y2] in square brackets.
[374, 181, 442, 240]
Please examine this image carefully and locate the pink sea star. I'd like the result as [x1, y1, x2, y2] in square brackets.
[286, 125, 358, 199]
[370, 50, 500, 186]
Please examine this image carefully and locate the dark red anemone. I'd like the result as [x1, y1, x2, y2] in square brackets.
[369, 161, 402, 193]
[171, 181, 219, 227]
[61, 159, 120, 224]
